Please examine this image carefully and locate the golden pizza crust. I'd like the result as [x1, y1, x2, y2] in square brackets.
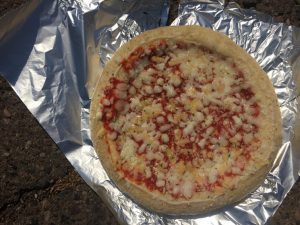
[90, 26, 282, 215]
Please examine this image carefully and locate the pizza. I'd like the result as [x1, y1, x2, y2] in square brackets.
[90, 26, 282, 215]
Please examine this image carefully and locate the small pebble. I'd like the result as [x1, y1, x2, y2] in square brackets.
[3, 108, 11, 117]
[44, 210, 51, 223]
[295, 210, 300, 221]
[42, 199, 50, 209]
[25, 140, 32, 150]
[3, 118, 10, 124]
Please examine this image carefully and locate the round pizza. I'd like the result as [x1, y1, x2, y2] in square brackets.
[90, 26, 282, 215]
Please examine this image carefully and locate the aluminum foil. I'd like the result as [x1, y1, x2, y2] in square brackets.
[0, 0, 299, 224]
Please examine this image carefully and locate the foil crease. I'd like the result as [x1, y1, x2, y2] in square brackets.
[0, 0, 299, 225]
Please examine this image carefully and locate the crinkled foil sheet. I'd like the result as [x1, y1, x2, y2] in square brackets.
[0, 0, 299, 224]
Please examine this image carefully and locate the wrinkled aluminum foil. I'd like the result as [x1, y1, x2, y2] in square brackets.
[0, 0, 299, 224]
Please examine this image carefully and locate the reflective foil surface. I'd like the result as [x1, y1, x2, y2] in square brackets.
[0, 0, 299, 224]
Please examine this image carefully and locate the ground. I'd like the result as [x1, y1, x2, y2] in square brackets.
[1, 0, 300, 224]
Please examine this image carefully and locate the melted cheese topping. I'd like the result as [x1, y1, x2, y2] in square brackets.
[98, 39, 261, 200]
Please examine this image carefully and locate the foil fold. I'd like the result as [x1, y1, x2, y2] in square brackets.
[0, 0, 299, 224]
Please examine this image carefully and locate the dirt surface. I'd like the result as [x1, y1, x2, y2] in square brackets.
[1, 0, 300, 225]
